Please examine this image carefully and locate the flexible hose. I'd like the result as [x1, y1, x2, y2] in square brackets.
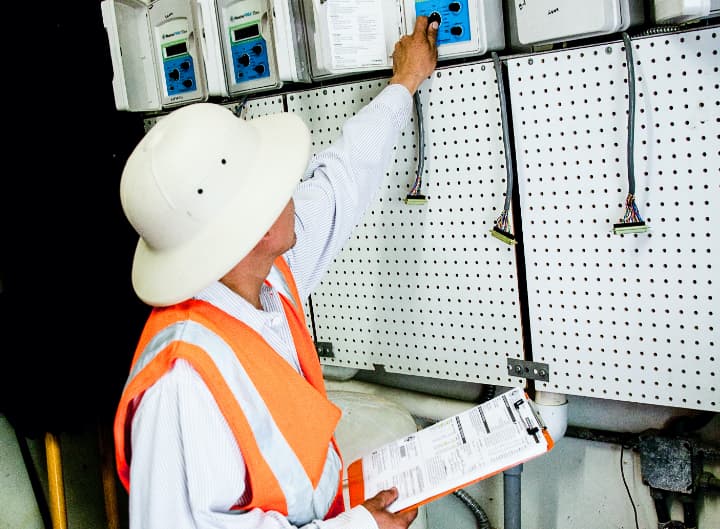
[480, 384, 497, 403]
[636, 25, 681, 37]
[452, 488, 493, 529]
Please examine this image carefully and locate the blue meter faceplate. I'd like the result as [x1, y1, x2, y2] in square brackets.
[230, 23, 271, 83]
[415, 0, 471, 45]
[162, 41, 198, 95]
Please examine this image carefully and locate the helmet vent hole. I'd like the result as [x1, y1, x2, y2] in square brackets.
[221, 158, 227, 165]
[196, 188, 204, 195]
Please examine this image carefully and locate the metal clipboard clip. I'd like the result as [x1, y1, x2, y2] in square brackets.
[527, 398, 548, 431]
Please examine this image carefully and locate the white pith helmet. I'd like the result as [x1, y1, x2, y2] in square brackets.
[120, 103, 311, 307]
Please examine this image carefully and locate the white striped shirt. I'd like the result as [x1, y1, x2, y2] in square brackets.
[127, 83, 413, 529]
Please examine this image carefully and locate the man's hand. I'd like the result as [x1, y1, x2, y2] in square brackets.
[362, 487, 419, 529]
[390, 16, 439, 95]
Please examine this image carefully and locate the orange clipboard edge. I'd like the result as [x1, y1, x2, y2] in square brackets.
[542, 427, 555, 451]
[347, 458, 365, 508]
[391, 442, 554, 514]
[347, 428, 554, 513]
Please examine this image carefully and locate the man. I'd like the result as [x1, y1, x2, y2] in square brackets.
[114, 15, 439, 529]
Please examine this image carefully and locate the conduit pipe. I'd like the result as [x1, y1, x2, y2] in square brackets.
[502, 392, 567, 529]
[325, 380, 570, 442]
[452, 488, 492, 529]
[503, 464, 523, 529]
[533, 391, 568, 443]
[323, 379, 478, 423]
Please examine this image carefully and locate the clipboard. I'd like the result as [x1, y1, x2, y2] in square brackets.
[347, 387, 554, 513]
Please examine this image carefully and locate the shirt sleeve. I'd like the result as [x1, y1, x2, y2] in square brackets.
[129, 360, 380, 529]
[286, 83, 413, 300]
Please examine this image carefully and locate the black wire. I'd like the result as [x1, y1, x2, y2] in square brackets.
[621, 32, 636, 196]
[620, 445, 640, 529]
[233, 95, 250, 118]
[492, 52, 514, 213]
[411, 91, 425, 195]
[308, 294, 318, 343]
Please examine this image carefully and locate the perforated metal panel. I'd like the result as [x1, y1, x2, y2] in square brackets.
[508, 28, 719, 411]
[287, 65, 524, 386]
[236, 95, 285, 119]
[142, 94, 284, 130]
[136, 28, 717, 411]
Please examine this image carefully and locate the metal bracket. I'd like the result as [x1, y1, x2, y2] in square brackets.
[315, 341, 334, 358]
[507, 358, 550, 382]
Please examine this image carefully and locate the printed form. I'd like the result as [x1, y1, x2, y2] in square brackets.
[327, 0, 387, 70]
[347, 387, 554, 513]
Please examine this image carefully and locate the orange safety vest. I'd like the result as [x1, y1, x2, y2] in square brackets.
[114, 257, 345, 521]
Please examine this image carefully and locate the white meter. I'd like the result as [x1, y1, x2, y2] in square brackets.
[151, 12, 205, 106]
[202, 0, 311, 97]
[653, 0, 720, 23]
[302, 0, 405, 80]
[214, 0, 282, 95]
[506, 0, 645, 48]
[101, 0, 208, 111]
[404, 0, 505, 59]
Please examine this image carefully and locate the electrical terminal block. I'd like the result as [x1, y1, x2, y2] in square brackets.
[490, 226, 517, 245]
[612, 221, 649, 235]
[404, 194, 427, 205]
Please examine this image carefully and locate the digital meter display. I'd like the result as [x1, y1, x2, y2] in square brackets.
[164, 41, 188, 58]
[233, 24, 260, 43]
